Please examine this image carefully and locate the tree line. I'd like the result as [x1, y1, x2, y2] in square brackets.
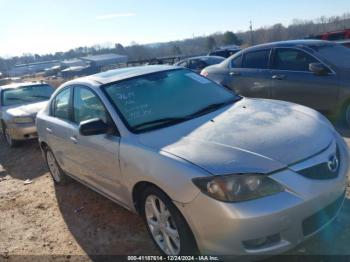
[1, 12, 350, 74]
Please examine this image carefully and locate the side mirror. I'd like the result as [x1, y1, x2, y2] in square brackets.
[309, 63, 329, 76]
[79, 118, 108, 136]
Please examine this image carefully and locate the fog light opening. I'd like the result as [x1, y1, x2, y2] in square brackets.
[243, 233, 281, 250]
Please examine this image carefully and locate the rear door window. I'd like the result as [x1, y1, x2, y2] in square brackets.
[242, 50, 271, 69]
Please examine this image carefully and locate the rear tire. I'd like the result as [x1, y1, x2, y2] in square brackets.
[2, 125, 20, 147]
[45, 147, 71, 185]
[140, 186, 198, 255]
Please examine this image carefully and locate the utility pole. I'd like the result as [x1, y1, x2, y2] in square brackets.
[250, 20, 254, 46]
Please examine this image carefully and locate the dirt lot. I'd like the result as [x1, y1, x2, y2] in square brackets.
[0, 127, 350, 261]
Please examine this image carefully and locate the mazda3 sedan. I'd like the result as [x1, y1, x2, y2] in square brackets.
[201, 40, 350, 127]
[36, 65, 349, 256]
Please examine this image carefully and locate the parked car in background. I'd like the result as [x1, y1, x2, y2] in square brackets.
[311, 28, 350, 41]
[202, 40, 350, 126]
[174, 56, 224, 73]
[336, 40, 350, 48]
[208, 45, 241, 58]
[0, 82, 54, 146]
[37, 65, 348, 256]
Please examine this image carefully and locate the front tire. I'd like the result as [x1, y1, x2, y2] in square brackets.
[141, 186, 198, 255]
[45, 148, 71, 185]
[3, 125, 19, 147]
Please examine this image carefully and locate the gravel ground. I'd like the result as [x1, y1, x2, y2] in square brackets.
[0, 127, 349, 261]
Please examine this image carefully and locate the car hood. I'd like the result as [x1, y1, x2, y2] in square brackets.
[5, 101, 48, 117]
[138, 98, 334, 175]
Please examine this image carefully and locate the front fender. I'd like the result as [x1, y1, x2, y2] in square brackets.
[120, 140, 204, 205]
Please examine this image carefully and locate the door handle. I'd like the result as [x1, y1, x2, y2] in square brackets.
[272, 74, 286, 80]
[46, 127, 53, 134]
[230, 71, 241, 76]
[69, 136, 78, 144]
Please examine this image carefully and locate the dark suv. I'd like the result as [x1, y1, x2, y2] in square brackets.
[202, 40, 350, 126]
[208, 46, 241, 58]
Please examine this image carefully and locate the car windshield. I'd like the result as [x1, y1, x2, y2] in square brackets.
[1, 84, 54, 106]
[311, 43, 350, 69]
[103, 69, 240, 132]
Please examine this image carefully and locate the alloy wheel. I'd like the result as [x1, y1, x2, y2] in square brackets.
[145, 195, 181, 255]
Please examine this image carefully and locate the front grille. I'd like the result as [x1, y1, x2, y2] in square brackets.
[298, 146, 340, 180]
[302, 192, 345, 236]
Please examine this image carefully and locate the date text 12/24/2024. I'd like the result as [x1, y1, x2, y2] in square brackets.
[127, 256, 220, 261]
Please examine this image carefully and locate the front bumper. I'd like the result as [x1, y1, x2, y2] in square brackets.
[176, 136, 349, 255]
[5, 123, 38, 140]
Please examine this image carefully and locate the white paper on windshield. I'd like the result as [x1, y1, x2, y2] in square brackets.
[185, 73, 211, 84]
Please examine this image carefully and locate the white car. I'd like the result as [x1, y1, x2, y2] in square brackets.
[0, 82, 54, 146]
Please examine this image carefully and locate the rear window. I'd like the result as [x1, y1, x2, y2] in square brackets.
[311, 43, 350, 69]
[206, 57, 225, 65]
[210, 50, 227, 57]
[242, 50, 270, 69]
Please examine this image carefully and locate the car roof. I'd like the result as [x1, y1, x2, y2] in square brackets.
[336, 39, 350, 44]
[0, 81, 47, 92]
[189, 55, 224, 60]
[65, 65, 179, 86]
[243, 39, 332, 52]
[213, 45, 241, 51]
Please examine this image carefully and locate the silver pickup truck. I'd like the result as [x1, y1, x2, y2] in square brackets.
[0, 82, 54, 147]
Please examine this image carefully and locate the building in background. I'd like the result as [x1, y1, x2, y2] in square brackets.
[61, 58, 89, 69]
[81, 53, 128, 72]
[6, 53, 128, 79]
[8, 60, 61, 77]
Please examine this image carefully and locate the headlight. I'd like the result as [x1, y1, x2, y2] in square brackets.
[13, 117, 33, 124]
[192, 174, 284, 202]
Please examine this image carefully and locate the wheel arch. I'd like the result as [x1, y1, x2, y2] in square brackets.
[335, 96, 350, 124]
[132, 180, 199, 253]
[132, 181, 165, 214]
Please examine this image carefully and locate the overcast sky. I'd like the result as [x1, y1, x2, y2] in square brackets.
[0, 0, 349, 57]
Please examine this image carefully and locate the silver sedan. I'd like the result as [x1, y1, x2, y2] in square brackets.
[36, 65, 349, 256]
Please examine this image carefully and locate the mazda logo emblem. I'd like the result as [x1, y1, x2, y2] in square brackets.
[327, 155, 339, 173]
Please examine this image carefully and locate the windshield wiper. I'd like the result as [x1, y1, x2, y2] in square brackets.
[31, 95, 50, 99]
[133, 117, 190, 130]
[133, 99, 239, 131]
[7, 97, 26, 101]
[186, 99, 237, 118]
